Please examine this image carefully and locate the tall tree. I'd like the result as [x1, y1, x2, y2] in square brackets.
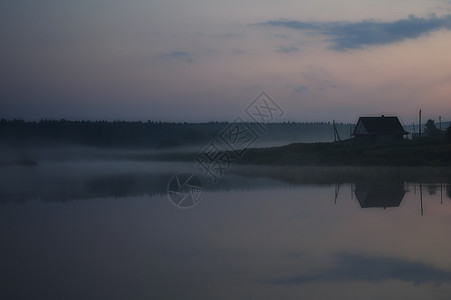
[424, 119, 441, 138]
[447, 124, 451, 142]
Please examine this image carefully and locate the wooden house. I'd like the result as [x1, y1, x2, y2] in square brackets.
[352, 115, 408, 143]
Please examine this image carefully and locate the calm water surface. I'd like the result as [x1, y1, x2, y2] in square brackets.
[1, 161, 451, 299]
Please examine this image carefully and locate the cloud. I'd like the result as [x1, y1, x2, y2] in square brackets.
[159, 51, 192, 62]
[274, 33, 289, 39]
[263, 20, 321, 30]
[277, 46, 300, 53]
[293, 85, 308, 94]
[259, 15, 451, 50]
[271, 253, 451, 285]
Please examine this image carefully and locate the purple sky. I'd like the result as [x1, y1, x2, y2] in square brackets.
[1, 0, 451, 124]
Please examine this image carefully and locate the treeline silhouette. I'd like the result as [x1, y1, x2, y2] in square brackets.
[0, 119, 352, 148]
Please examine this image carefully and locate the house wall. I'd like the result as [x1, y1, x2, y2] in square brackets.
[354, 134, 404, 143]
[374, 134, 404, 143]
[354, 121, 367, 135]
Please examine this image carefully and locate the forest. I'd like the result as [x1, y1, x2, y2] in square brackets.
[0, 119, 353, 148]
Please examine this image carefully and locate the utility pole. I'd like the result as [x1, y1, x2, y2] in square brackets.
[439, 116, 442, 137]
[333, 120, 341, 142]
[418, 110, 422, 140]
[333, 120, 336, 142]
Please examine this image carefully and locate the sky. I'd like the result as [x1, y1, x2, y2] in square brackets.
[1, 0, 451, 123]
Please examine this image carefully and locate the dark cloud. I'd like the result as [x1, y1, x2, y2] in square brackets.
[277, 46, 300, 53]
[259, 15, 451, 50]
[263, 20, 321, 30]
[271, 253, 451, 285]
[293, 85, 308, 94]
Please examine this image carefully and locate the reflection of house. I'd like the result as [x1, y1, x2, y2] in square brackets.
[354, 181, 406, 209]
[352, 116, 408, 143]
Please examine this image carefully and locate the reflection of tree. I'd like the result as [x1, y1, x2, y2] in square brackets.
[0, 170, 284, 204]
[354, 180, 406, 209]
[0, 173, 172, 204]
[448, 185, 451, 199]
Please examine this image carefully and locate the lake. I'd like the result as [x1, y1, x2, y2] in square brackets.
[1, 161, 451, 299]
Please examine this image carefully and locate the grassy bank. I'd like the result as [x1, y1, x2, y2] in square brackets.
[237, 140, 451, 166]
[129, 139, 451, 167]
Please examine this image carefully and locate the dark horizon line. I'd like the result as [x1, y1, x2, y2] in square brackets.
[1, 118, 450, 127]
[1, 118, 359, 125]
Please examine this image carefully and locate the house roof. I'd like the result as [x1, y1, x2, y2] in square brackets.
[353, 116, 408, 135]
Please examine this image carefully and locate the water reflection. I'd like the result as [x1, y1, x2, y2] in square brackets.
[2, 162, 451, 299]
[1, 163, 451, 205]
[273, 253, 451, 286]
[0, 163, 289, 203]
[354, 180, 405, 209]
